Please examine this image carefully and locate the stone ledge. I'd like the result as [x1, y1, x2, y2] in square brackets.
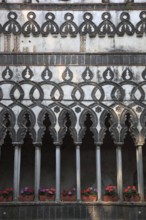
[0, 201, 146, 206]
[0, 53, 145, 66]
[0, 202, 145, 220]
[0, 3, 146, 11]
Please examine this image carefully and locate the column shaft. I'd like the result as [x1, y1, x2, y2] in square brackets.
[17, 147, 21, 197]
[96, 145, 101, 201]
[34, 145, 41, 201]
[76, 145, 81, 201]
[136, 145, 144, 201]
[116, 146, 123, 200]
[56, 145, 61, 202]
[13, 145, 21, 200]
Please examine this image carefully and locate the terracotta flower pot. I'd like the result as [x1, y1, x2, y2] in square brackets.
[103, 195, 119, 202]
[39, 195, 48, 201]
[103, 195, 112, 202]
[39, 195, 55, 201]
[19, 195, 34, 201]
[0, 196, 4, 202]
[62, 195, 76, 201]
[82, 195, 97, 202]
[7, 196, 13, 202]
[47, 195, 55, 201]
[133, 195, 140, 202]
[124, 195, 140, 202]
[112, 195, 119, 202]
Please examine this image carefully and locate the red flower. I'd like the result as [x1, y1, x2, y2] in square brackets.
[81, 187, 97, 196]
[123, 186, 138, 198]
[104, 185, 117, 196]
[85, 188, 91, 193]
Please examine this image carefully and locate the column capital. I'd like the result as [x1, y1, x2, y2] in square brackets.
[115, 142, 123, 147]
[136, 145, 143, 151]
[74, 142, 81, 146]
[53, 142, 62, 146]
[96, 145, 101, 150]
[13, 143, 22, 148]
[95, 142, 103, 147]
[137, 144, 144, 148]
[34, 143, 42, 148]
[76, 145, 80, 149]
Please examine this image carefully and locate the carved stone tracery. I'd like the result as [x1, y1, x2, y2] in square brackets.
[0, 65, 145, 145]
[0, 11, 146, 37]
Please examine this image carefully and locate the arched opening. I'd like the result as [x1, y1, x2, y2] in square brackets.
[41, 113, 55, 188]
[0, 131, 14, 189]
[122, 113, 136, 188]
[0, 113, 14, 190]
[20, 132, 35, 189]
[81, 113, 96, 191]
[20, 113, 35, 190]
[61, 113, 76, 192]
[101, 113, 116, 193]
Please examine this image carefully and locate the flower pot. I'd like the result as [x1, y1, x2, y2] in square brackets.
[0, 196, 4, 202]
[103, 195, 119, 202]
[112, 195, 119, 202]
[124, 196, 131, 202]
[103, 195, 112, 202]
[133, 195, 140, 202]
[62, 195, 76, 201]
[39, 195, 48, 201]
[124, 195, 140, 202]
[7, 196, 13, 202]
[47, 195, 55, 201]
[19, 195, 34, 201]
[82, 195, 97, 202]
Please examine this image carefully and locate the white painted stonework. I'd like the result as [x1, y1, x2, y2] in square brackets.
[1, 0, 146, 3]
[0, 10, 145, 53]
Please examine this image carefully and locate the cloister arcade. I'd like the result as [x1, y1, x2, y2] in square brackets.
[0, 102, 146, 202]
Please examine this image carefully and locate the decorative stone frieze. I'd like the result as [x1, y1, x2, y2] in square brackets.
[0, 11, 146, 52]
[0, 11, 146, 38]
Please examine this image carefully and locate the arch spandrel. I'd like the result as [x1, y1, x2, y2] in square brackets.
[99, 108, 119, 144]
[0, 108, 16, 143]
[37, 108, 56, 144]
[17, 109, 36, 143]
[78, 108, 98, 144]
[58, 108, 77, 144]
[120, 108, 139, 145]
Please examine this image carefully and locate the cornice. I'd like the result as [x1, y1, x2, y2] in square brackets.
[0, 52, 146, 66]
[0, 3, 146, 11]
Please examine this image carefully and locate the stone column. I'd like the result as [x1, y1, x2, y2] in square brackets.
[116, 144, 123, 201]
[76, 145, 81, 201]
[0, 141, 4, 160]
[56, 145, 61, 202]
[96, 145, 101, 201]
[0, 144, 2, 160]
[13, 144, 21, 201]
[136, 145, 144, 201]
[34, 144, 41, 201]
